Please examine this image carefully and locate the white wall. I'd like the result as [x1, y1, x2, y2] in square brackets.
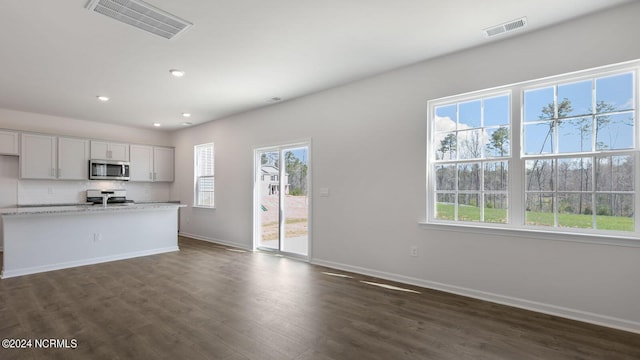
[0, 156, 18, 207]
[172, 2, 640, 333]
[0, 156, 19, 249]
[0, 108, 171, 146]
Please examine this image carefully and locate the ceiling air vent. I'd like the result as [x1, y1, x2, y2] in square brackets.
[483, 17, 527, 38]
[85, 0, 193, 40]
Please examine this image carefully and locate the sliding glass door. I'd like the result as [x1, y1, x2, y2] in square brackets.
[255, 143, 309, 257]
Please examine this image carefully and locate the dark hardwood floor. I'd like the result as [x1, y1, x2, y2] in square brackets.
[1, 236, 639, 359]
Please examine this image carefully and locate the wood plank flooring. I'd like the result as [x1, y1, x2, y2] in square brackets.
[1, 236, 639, 359]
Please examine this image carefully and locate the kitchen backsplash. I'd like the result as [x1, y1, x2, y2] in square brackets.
[17, 180, 171, 205]
[1, 154, 172, 206]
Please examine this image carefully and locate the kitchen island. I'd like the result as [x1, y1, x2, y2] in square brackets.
[0, 202, 185, 278]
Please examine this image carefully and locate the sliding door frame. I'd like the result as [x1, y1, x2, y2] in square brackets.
[252, 139, 312, 260]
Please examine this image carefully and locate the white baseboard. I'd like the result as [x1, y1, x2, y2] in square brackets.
[179, 232, 252, 251]
[1, 246, 179, 279]
[311, 258, 640, 335]
[177, 233, 640, 334]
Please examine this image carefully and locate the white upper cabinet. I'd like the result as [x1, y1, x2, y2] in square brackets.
[129, 145, 174, 182]
[129, 144, 154, 181]
[109, 142, 129, 161]
[17, 132, 169, 182]
[90, 141, 109, 159]
[58, 137, 90, 180]
[20, 133, 57, 179]
[20, 134, 90, 180]
[90, 140, 129, 161]
[0, 130, 19, 155]
[153, 147, 174, 182]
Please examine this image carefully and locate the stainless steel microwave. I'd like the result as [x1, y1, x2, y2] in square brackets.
[89, 160, 130, 181]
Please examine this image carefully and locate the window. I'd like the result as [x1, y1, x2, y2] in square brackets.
[433, 93, 511, 223]
[427, 61, 638, 236]
[194, 143, 215, 208]
[523, 73, 635, 231]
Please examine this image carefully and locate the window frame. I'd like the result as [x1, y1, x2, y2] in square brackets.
[425, 60, 640, 242]
[430, 90, 513, 224]
[194, 142, 215, 209]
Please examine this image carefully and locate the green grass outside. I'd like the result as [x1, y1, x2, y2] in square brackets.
[436, 203, 507, 223]
[436, 203, 634, 231]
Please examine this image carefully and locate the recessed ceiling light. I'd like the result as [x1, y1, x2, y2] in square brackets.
[96, 95, 110, 102]
[270, 97, 282, 102]
[181, 122, 193, 126]
[153, 123, 161, 127]
[169, 69, 185, 77]
[182, 112, 191, 117]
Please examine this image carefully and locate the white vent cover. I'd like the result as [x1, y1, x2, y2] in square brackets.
[85, 0, 192, 40]
[483, 17, 528, 38]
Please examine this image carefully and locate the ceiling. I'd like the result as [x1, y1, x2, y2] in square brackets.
[0, 0, 633, 131]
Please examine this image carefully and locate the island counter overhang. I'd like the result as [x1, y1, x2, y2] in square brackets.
[0, 203, 185, 279]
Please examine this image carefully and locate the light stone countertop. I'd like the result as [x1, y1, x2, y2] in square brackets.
[0, 202, 185, 216]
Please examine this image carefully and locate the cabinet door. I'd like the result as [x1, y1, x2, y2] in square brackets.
[129, 145, 154, 181]
[0, 130, 19, 155]
[90, 141, 129, 161]
[153, 147, 174, 182]
[109, 142, 129, 161]
[20, 133, 57, 179]
[58, 137, 90, 180]
[90, 141, 109, 160]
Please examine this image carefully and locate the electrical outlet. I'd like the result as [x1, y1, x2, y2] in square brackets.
[47, 187, 54, 195]
[93, 233, 101, 242]
[410, 246, 418, 257]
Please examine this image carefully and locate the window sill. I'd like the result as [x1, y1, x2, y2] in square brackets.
[418, 221, 640, 248]
[192, 206, 216, 210]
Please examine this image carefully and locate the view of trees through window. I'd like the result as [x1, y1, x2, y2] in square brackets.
[434, 93, 511, 223]
[430, 68, 636, 233]
[523, 72, 635, 231]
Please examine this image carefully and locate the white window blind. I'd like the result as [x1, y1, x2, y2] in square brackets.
[195, 143, 215, 207]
